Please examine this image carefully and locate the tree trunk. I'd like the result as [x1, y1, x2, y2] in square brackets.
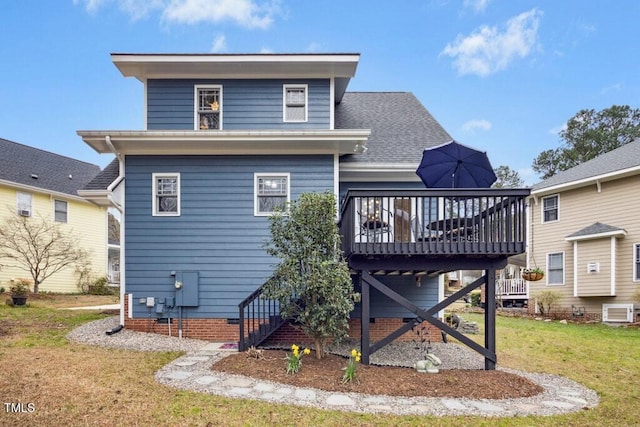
[314, 338, 324, 359]
[34, 280, 40, 294]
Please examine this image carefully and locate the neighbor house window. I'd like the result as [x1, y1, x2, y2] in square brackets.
[254, 173, 290, 216]
[542, 195, 559, 223]
[547, 252, 564, 285]
[152, 173, 180, 216]
[283, 84, 307, 122]
[16, 192, 32, 217]
[54, 200, 68, 223]
[634, 244, 640, 281]
[195, 85, 222, 130]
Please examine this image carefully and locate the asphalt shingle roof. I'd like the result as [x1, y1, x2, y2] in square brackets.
[565, 222, 625, 239]
[83, 159, 120, 190]
[0, 138, 102, 196]
[336, 92, 452, 165]
[532, 138, 640, 191]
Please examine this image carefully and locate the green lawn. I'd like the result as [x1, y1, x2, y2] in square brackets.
[1, 296, 638, 426]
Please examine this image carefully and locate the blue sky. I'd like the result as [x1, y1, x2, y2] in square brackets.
[2, 1, 639, 185]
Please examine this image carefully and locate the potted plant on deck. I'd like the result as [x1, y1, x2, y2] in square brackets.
[9, 278, 31, 306]
[522, 267, 544, 282]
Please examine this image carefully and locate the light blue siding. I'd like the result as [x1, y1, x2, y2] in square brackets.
[147, 79, 330, 130]
[125, 155, 334, 318]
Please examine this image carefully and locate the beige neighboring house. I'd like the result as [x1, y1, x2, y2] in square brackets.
[528, 138, 640, 323]
[0, 138, 109, 293]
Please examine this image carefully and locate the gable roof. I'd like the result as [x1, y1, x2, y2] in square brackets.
[336, 92, 452, 165]
[565, 222, 627, 241]
[83, 158, 120, 190]
[532, 138, 640, 193]
[0, 137, 102, 197]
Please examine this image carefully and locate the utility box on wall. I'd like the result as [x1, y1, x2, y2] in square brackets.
[175, 271, 199, 307]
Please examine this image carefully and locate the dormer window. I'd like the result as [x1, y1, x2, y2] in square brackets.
[283, 84, 307, 122]
[195, 85, 222, 130]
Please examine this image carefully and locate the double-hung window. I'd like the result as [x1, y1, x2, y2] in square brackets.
[54, 200, 68, 223]
[152, 173, 180, 216]
[542, 195, 559, 223]
[16, 192, 32, 217]
[195, 85, 222, 130]
[254, 173, 290, 216]
[283, 84, 307, 122]
[547, 252, 564, 285]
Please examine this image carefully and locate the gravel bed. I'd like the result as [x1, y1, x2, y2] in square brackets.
[67, 316, 209, 353]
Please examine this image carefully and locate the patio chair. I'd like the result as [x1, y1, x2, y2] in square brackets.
[357, 210, 393, 242]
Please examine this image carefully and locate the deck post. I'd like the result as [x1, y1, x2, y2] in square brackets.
[484, 268, 497, 370]
[360, 273, 370, 365]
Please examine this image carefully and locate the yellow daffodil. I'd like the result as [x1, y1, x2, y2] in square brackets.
[350, 349, 358, 357]
[355, 356, 361, 363]
[303, 348, 311, 355]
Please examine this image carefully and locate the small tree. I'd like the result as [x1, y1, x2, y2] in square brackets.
[0, 212, 90, 293]
[534, 289, 561, 316]
[263, 192, 358, 359]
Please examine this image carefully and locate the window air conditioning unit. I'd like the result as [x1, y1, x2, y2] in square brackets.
[587, 262, 599, 273]
[18, 209, 31, 217]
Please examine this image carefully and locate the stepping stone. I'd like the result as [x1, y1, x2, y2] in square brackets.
[469, 401, 504, 412]
[223, 377, 254, 387]
[326, 394, 355, 406]
[228, 387, 252, 396]
[559, 395, 588, 405]
[294, 389, 316, 401]
[274, 388, 293, 396]
[441, 399, 469, 411]
[195, 376, 219, 385]
[254, 382, 275, 392]
[542, 400, 575, 409]
[261, 393, 285, 401]
[363, 396, 387, 404]
[163, 371, 193, 380]
[175, 360, 198, 366]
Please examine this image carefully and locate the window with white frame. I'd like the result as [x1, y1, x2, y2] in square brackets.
[547, 252, 564, 285]
[255, 173, 289, 216]
[634, 244, 640, 281]
[54, 200, 68, 223]
[16, 192, 32, 216]
[542, 195, 559, 223]
[283, 85, 307, 122]
[195, 85, 222, 130]
[152, 173, 180, 216]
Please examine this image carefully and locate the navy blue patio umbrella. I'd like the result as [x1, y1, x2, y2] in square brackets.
[415, 140, 497, 188]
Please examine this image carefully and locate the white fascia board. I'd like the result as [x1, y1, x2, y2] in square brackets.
[0, 179, 92, 204]
[112, 53, 360, 81]
[531, 166, 640, 197]
[77, 130, 370, 156]
[339, 163, 422, 182]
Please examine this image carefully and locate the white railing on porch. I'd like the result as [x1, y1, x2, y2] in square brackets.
[496, 278, 527, 298]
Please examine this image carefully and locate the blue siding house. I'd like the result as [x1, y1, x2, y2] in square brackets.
[79, 53, 528, 368]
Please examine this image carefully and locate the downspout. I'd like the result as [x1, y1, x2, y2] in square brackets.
[105, 135, 127, 327]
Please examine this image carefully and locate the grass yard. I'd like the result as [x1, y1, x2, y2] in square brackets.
[1, 295, 639, 427]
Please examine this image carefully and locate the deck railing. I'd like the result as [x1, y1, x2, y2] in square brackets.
[496, 278, 528, 298]
[339, 188, 530, 258]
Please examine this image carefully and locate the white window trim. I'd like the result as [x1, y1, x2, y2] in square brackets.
[633, 243, 640, 282]
[546, 251, 565, 286]
[152, 173, 181, 217]
[54, 199, 68, 223]
[254, 173, 290, 217]
[16, 191, 32, 217]
[283, 84, 308, 123]
[541, 194, 559, 224]
[194, 85, 223, 130]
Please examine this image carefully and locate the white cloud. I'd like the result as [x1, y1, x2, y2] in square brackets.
[259, 47, 274, 54]
[73, 0, 108, 14]
[462, 119, 492, 132]
[74, 0, 280, 29]
[162, 0, 279, 29]
[305, 42, 323, 53]
[601, 83, 622, 95]
[441, 8, 542, 77]
[210, 34, 226, 53]
[548, 122, 567, 136]
[463, 0, 491, 13]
